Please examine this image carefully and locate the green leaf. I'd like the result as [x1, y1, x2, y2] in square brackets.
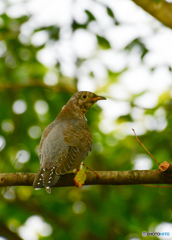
[97, 35, 111, 49]
[107, 7, 115, 19]
[85, 10, 96, 22]
[74, 169, 87, 188]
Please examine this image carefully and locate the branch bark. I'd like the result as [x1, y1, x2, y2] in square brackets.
[132, 0, 172, 29]
[0, 169, 172, 189]
[0, 82, 76, 93]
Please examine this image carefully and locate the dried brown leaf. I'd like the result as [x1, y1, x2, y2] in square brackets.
[159, 161, 170, 171]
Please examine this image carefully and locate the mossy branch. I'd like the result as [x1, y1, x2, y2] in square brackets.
[132, 0, 172, 29]
[1, 167, 172, 189]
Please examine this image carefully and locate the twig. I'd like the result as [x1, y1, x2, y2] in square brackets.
[142, 184, 172, 188]
[82, 163, 100, 178]
[132, 128, 160, 165]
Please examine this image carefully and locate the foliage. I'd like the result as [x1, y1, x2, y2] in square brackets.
[74, 170, 87, 188]
[0, 1, 172, 240]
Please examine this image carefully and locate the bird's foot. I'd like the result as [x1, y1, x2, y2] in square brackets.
[74, 168, 80, 174]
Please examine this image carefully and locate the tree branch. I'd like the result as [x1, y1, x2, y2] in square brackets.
[0, 81, 77, 93]
[0, 169, 172, 189]
[132, 0, 172, 29]
[0, 222, 23, 240]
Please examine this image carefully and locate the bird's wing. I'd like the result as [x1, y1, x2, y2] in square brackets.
[35, 120, 92, 190]
[38, 119, 57, 159]
[34, 121, 68, 190]
[55, 123, 92, 175]
[63, 123, 92, 150]
[40, 120, 92, 164]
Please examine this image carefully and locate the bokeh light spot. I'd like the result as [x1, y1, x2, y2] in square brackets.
[31, 30, 49, 47]
[73, 201, 86, 214]
[0, 136, 6, 151]
[1, 119, 15, 133]
[44, 71, 58, 86]
[28, 126, 42, 139]
[19, 48, 31, 61]
[18, 215, 52, 240]
[0, 236, 8, 240]
[155, 222, 172, 239]
[132, 154, 152, 170]
[12, 100, 27, 114]
[72, 29, 97, 58]
[34, 100, 49, 115]
[3, 187, 16, 201]
[0, 40, 7, 56]
[16, 150, 30, 163]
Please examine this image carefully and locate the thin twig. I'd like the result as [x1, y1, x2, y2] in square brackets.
[142, 184, 172, 188]
[82, 163, 100, 178]
[132, 128, 160, 165]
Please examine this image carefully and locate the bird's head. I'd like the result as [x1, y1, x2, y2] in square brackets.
[67, 91, 106, 116]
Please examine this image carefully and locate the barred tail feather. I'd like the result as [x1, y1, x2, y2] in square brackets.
[33, 166, 60, 194]
[33, 167, 44, 190]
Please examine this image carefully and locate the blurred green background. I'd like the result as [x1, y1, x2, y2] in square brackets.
[0, 0, 172, 239]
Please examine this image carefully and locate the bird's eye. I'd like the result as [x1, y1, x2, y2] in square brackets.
[82, 94, 87, 99]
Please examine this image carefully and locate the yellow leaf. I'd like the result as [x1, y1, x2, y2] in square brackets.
[74, 169, 86, 188]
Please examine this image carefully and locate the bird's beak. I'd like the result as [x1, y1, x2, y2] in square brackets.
[90, 95, 106, 102]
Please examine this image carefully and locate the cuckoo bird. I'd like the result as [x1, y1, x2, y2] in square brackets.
[33, 91, 106, 193]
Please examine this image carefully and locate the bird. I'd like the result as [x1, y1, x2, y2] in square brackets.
[33, 91, 106, 193]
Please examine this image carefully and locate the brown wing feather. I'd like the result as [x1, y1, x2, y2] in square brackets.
[34, 119, 92, 191]
[39, 119, 57, 159]
[55, 124, 92, 175]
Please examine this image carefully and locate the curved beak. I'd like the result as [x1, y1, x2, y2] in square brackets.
[90, 95, 106, 102]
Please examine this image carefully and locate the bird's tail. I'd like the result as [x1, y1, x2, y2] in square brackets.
[33, 166, 60, 194]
